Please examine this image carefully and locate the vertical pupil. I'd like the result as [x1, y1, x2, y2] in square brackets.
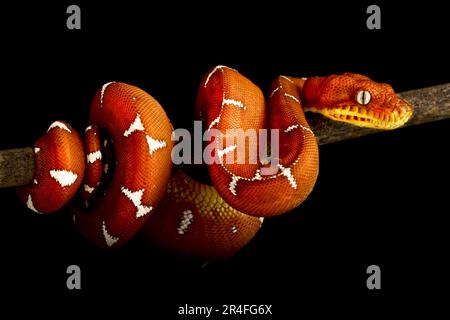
[362, 91, 366, 104]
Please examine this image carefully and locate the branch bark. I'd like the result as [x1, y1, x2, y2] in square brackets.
[0, 83, 449, 188]
[0, 148, 35, 187]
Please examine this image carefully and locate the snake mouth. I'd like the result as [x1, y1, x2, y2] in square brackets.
[306, 105, 413, 130]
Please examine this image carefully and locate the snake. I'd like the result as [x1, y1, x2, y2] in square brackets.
[16, 66, 413, 259]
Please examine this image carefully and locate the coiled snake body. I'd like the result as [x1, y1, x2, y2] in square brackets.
[16, 66, 413, 259]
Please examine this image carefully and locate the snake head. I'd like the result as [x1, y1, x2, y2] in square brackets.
[302, 73, 413, 130]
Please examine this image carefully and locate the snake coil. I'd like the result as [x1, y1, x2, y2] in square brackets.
[16, 66, 413, 259]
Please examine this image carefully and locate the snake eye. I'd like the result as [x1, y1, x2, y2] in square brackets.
[356, 90, 371, 105]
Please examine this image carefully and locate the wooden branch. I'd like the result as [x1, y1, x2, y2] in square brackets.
[0, 148, 35, 188]
[0, 83, 448, 188]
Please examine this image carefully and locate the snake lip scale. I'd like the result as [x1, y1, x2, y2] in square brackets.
[16, 66, 413, 259]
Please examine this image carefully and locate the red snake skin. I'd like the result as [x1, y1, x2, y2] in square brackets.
[16, 66, 413, 259]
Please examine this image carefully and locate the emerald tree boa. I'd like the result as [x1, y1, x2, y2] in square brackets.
[16, 66, 413, 259]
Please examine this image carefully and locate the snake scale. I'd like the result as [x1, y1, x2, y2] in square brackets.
[16, 66, 413, 259]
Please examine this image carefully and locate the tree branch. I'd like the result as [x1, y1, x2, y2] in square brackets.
[0, 148, 35, 187]
[1, 83, 449, 187]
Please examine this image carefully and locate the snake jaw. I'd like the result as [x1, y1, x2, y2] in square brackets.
[306, 101, 413, 130]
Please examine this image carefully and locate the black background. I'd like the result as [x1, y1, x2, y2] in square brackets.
[1, 1, 448, 317]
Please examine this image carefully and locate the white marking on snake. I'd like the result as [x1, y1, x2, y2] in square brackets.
[204, 65, 237, 87]
[204, 66, 223, 87]
[284, 93, 300, 104]
[259, 217, 265, 223]
[123, 114, 145, 137]
[217, 144, 237, 158]
[49, 170, 78, 187]
[84, 184, 94, 193]
[300, 124, 313, 134]
[252, 169, 262, 181]
[146, 135, 167, 156]
[121, 187, 153, 218]
[223, 98, 245, 109]
[100, 82, 115, 108]
[278, 164, 297, 189]
[85, 125, 93, 133]
[177, 210, 194, 235]
[284, 124, 299, 133]
[208, 114, 221, 130]
[34, 147, 40, 154]
[26, 194, 41, 213]
[86, 150, 102, 164]
[103, 164, 109, 174]
[269, 86, 281, 98]
[229, 175, 240, 196]
[280, 75, 294, 83]
[33, 179, 38, 185]
[285, 124, 313, 134]
[231, 225, 238, 233]
[102, 221, 119, 247]
[103, 139, 108, 147]
[47, 121, 71, 133]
